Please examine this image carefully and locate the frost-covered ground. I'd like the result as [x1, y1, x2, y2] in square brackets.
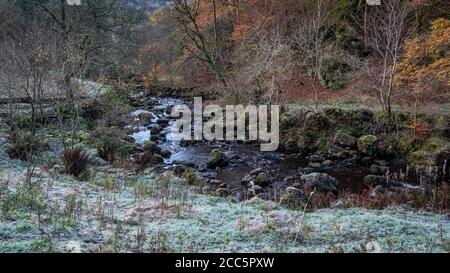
[0, 123, 449, 253]
[0, 161, 448, 252]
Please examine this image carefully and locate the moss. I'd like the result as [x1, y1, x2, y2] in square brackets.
[408, 137, 450, 167]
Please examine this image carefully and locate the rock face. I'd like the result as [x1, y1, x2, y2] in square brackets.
[279, 187, 307, 209]
[301, 172, 338, 192]
[206, 149, 229, 169]
[357, 135, 378, 156]
[333, 130, 357, 148]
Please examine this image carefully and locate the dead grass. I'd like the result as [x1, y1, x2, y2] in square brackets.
[306, 183, 450, 214]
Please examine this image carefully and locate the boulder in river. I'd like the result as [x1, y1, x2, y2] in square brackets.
[206, 149, 229, 169]
[159, 149, 171, 158]
[157, 118, 170, 126]
[143, 141, 161, 154]
[150, 125, 162, 135]
[180, 139, 192, 147]
[138, 112, 152, 124]
[301, 172, 338, 192]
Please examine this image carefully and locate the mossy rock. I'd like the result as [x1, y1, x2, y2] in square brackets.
[357, 135, 378, 156]
[206, 149, 229, 169]
[333, 130, 357, 148]
[408, 138, 450, 167]
[304, 111, 332, 132]
[279, 187, 307, 210]
[143, 141, 161, 154]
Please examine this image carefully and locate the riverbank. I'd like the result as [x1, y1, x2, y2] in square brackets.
[0, 85, 449, 253]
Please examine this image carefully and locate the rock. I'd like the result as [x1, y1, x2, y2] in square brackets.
[307, 154, 325, 163]
[157, 118, 169, 126]
[143, 141, 161, 154]
[180, 140, 192, 147]
[152, 154, 164, 164]
[208, 179, 222, 186]
[150, 135, 160, 141]
[370, 185, 385, 197]
[279, 187, 307, 209]
[249, 184, 264, 196]
[322, 160, 334, 167]
[159, 149, 171, 158]
[123, 135, 137, 144]
[308, 162, 322, 169]
[333, 130, 357, 148]
[255, 172, 270, 187]
[138, 112, 152, 124]
[363, 175, 386, 187]
[328, 145, 356, 159]
[150, 126, 162, 135]
[172, 160, 196, 168]
[214, 188, 231, 197]
[249, 168, 264, 176]
[241, 174, 253, 186]
[202, 185, 213, 194]
[165, 106, 173, 115]
[301, 172, 338, 192]
[206, 149, 229, 169]
[370, 164, 389, 175]
[173, 164, 187, 175]
[357, 135, 378, 156]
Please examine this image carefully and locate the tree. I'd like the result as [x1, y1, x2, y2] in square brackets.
[357, 0, 414, 117]
[292, 0, 335, 111]
[396, 18, 450, 118]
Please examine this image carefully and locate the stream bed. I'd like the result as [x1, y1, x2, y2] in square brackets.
[127, 94, 449, 200]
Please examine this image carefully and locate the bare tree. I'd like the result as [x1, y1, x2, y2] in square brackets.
[291, 0, 334, 112]
[0, 25, 56, 132]
[233, 28, 297, 105]
[357, 0, 414, 117]
[172, 0, 226, 86]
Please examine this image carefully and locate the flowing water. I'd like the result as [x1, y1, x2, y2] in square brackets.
[128, 96, 449, 195]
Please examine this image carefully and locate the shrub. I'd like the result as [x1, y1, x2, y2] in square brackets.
[91, 127, 124, 163]
[62, 147, 93, 177]
[12, 115, 34, 130]
[6, 131, 46, 160]
[181, 169, 205, 186]
[133, 151, 163, 172]
[97, 175, 119, 191]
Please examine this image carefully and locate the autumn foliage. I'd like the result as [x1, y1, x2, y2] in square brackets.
[140, 1, 450, 108]
[397, 18, 450, 103]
